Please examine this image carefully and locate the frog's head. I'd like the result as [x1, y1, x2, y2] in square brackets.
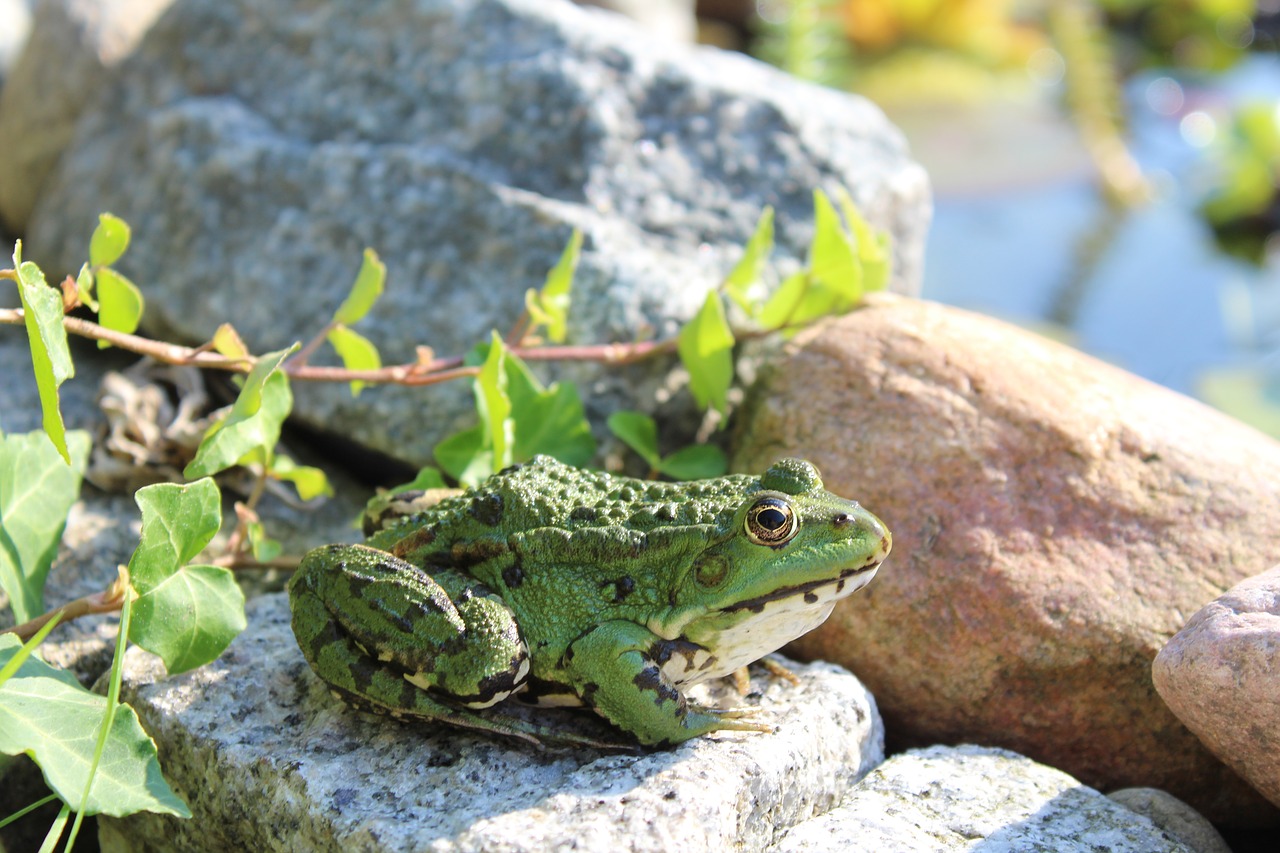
[655, 459, 890, 682]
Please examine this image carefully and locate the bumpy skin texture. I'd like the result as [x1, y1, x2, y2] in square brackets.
[289, 456, 890, 747]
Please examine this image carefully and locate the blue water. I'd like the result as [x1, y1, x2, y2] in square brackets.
[919, 55, 1280, 400]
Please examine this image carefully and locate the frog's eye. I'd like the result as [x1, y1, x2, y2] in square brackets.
[745, 497, 798, 546]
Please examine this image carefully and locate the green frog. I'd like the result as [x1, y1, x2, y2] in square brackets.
[288, 456, 889, 747]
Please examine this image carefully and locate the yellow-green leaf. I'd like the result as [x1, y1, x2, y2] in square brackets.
[88, 213, 131, 268]
[808, 188, 861, 311]
[476, 332, 512, 471]
[724, 207, 774, 313]
[836, 187, 890, 293]
[677, 291, 735, 414]
[525, 230, 581, 343]
[13, 243, 74, 462]
[327, 323, 382, 397]
[95, 267, 144, 348]
[270, 454, 334, 501]
[333, 248, 385, 326]
[75, 263, 98, 312]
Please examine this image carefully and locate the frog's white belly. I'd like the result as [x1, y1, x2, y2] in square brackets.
[664, 570, 874, 687]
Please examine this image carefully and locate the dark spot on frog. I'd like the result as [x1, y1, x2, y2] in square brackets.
[804, 591, 819, 604]
[449, 539, 509, 568]
[497, 462, 526, 476]
[391, 525, 436, 557]
[836, 579, 846, 594]
[580, 682, 599, 704]
[570, 505, 598, 523]
[503, 560, 524, 589]
[469, 492, 505, 526]
[604, 576, 635, 602]
[633, 666, 680, 707]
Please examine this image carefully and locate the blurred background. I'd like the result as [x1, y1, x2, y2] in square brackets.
[691, 0, 1280, 438]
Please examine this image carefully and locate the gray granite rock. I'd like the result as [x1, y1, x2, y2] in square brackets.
[24, 0, 929, 467]
[0, 0, 33, 86]
[97, 592, 884, 852]
[774, 745, 1197, 853]
[1108, 788, 1232, 853]
[0, 0, 173, 232]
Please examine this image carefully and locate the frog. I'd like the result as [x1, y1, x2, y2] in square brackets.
[288, 455, 890, 748]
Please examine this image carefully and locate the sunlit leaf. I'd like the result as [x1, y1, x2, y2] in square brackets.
[677, 290, 735, 414]
[434, 425, 491, 487]
[184, 347, 297, 479]
[95, 267, 144, 347]
[524, 230, 581, 343]
[333, 248, 385, 326]
[127, 480, 246, 673]
[836, 187, 890, 293]
[212, 323, 250, 360]
[13, 244, 74, 462]
[0, 637, 190, 818]
[74, 263, 98, 312]
[505, 352, 595, 466]
[0, 430, 90, 623]
[327, 323, 382, 397]
[476, 332, 512, 472]
[658, 444, 727, 481]
[808, 188, 861, 310]
[269, 454, 334, 501]
[88, 213, 131, 268]
[724, 207, 774, 313]
[606, 411, 662, 469]
[390, 466, 447, 494]
[246, 520, 282, 562]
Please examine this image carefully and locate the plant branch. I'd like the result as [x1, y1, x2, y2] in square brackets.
[5, 583, 129, 642]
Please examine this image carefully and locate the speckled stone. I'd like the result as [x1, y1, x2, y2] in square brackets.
[97, 593, 884, 852]
[1108, 788, 1232, 853]
[775, 746, 1197, 853]
[732, 293, 1280, 826]
[21, 0, 929, 467]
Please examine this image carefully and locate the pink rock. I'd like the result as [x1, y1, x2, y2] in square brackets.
[1153, 566, 1280, 810]
[732, 293, 1280, 825]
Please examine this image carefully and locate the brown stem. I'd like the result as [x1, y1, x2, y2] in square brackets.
[5, 586, 128, 642]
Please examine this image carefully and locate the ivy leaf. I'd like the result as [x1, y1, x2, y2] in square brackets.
[757, 270, 810, 331]
[246, 520, 282, 562]
[0, 635, 190, 817]
[212, 323, 250, 360]
[127, 480, 246, 674]
[75, 263, 98, 312]
[326, 324, 381, 397]
[0, 431, 90, 624]
[393, 466, 447, 493]
[476, 332, 512, 473]
[524, 230, 581, 343]
[434, 425, 491, 487]
[658, 444, 727, 481]
[606, 411, 662, 470]
[506, 352, 595, 466]
[269, 454, 333, 501]
[13, 243, 74, 462]
[724, 207, 774, 313]
[808, 188, 861, 311]
[88, 213, 131, 268]
[677, 290, 735, 414]
[836, 187, 890, 294]
[184, 346, 297, 479]
[333, 248, 385, 327]
[95, 267, 145, 347]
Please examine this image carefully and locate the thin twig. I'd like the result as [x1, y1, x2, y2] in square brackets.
[5, 585, 128, 642]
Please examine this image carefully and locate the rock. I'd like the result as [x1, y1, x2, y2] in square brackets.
[1152, 565, 1280, 810]
[22, 0, 929, 467]
[574, 0, 695, 42]
[97, 593, 884, 852]
[0, 0, 33, 85]
[732, 293, 1280, 825]
[0, 0, 173, 232]
[775, 745, 1197, 852]
[1108, 788, 1232, 853]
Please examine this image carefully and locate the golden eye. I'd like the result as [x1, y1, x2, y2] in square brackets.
[745, 497, 797, 546]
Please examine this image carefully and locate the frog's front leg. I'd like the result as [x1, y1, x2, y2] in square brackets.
[290, 544, 528, 715]
[565, 621, 772, 746]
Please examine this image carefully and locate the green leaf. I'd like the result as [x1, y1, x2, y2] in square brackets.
[505, 352, 595, 466]
[757, 270, 810, 330]
[836, 187, 890, 294]
[333, 248, 385, 326]
[476, 332, 512, 472]
[88, 213, 131, 268]
[658, 444, 728, 481]
[184, 346, 297, 479]
[392, 466, 447, 493]
[127, 480, 246, 674]
[724, 207, 774, 312]
[246, 521, 282, 562]
[74, 264, 98, 312]
[326, 324, 382, 397]
[808, 188, 861, 311]
[677, 290, 735, 414]
[433, 425, 491, 487]
[13, 244, 74, 462]
[0, 431, 90, 623]
[607, 411, 662, 470]
[269, 454, 334, 501]
[95, 267, 145, 347]
[0, 636, 190, 818]
[524, 230, 581, 343]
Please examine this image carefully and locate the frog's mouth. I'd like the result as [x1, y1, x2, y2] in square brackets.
[720, 560, 883, 615]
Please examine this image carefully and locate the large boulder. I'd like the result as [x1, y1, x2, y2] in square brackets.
[1153, 565, 1280, 810]
[20, 0, 929, 467]
[732, 293, 1280, 825]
